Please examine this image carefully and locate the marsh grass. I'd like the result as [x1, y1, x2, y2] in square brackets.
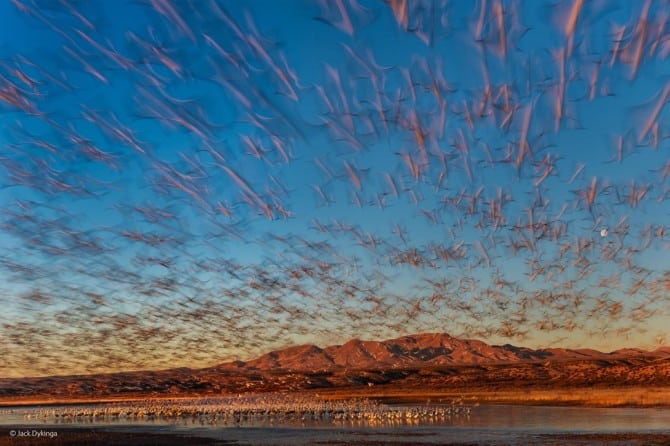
[313, 386, 670, 407]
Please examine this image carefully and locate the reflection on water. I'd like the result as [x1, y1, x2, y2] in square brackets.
[455, 404, 670, 432]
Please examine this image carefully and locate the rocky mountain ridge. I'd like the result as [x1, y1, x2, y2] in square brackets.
[220, 333, 670, 371]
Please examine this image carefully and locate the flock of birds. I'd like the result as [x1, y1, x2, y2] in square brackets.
[15, 394, 472, 427]
[0, 0, 669, 378]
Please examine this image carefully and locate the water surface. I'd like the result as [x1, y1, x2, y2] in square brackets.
[3, 403, 670, 445]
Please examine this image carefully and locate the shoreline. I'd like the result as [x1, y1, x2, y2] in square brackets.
[1, 386, 670, 408]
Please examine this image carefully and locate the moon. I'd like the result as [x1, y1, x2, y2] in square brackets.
[600, 228, 608, 237]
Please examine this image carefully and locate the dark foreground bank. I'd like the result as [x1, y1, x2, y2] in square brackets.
[3, 427, 670, 445]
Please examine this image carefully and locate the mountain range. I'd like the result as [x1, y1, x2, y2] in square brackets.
[2, 333, 669, 402]
[221, 332, 670, 371]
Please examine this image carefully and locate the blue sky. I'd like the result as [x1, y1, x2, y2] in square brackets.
[0, 0, 669, 377]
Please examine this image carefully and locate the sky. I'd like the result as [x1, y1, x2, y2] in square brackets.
[0, 0, 669, 377]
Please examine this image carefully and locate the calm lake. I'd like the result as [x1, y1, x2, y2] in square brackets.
[2, 404, 670, 444]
